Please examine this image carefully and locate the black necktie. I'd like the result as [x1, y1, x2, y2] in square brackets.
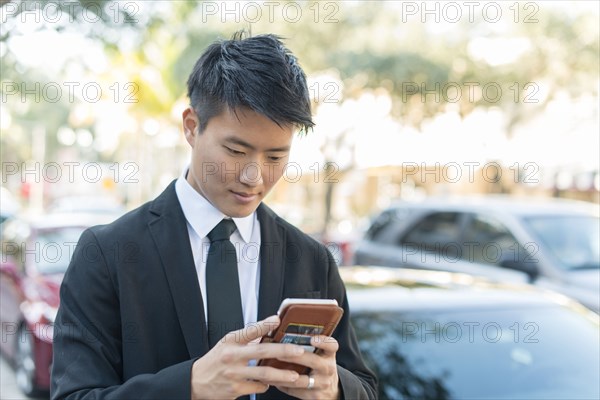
[206, 219, 245, 349]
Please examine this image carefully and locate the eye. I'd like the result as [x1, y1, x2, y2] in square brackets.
[267, 152, 288, 162]
[225, 146, 245, 156]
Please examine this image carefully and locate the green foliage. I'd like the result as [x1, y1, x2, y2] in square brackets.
[1, 0, 598, 194]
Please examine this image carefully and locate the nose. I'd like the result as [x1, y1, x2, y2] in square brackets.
[239, 161, 263, 187]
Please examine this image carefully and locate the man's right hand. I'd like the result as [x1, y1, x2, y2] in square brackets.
[190, 315, 305, 400]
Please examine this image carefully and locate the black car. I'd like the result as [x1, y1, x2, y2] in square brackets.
[342, 266, 600, 400]
[353, 196, 600, 312]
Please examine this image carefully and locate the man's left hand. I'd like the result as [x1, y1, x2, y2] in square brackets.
[272, 335, 340, 400]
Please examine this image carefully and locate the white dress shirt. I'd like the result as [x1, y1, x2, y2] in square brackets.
[175, 169, 261, 329]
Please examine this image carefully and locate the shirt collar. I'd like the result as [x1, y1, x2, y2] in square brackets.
[175, 167, 256, 243]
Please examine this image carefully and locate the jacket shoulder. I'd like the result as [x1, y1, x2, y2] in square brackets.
[87, 181, 179, 242]
[87, 200, 153, 242]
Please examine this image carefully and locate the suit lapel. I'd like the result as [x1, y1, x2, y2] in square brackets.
[255, 205, 291, 400]
[256, 203, 286, 320]
[148, 181, 209, 358]
[146, 188, 285, 357]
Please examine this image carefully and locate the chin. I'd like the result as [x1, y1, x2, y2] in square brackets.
[225, 204, 259, 218]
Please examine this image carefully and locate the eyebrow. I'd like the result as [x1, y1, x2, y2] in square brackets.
[224, 137, 290, 152]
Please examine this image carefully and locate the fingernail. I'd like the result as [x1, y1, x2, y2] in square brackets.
[293, 346, 304, 355]
[290, 372, 299, 381]
[264, 315, 279, 323]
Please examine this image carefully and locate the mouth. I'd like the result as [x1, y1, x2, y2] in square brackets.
[230, 190, 259, 203]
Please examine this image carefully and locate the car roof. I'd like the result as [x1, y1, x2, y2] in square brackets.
[341, 266, 592, 313]
[384, 195, 599, 218]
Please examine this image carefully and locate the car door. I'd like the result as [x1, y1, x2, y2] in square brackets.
[457, 213, 531, 282]
[395, 211, 528, 282]
[397, 211, 471, 272]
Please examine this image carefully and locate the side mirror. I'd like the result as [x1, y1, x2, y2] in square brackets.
[500, 256, 539, 281]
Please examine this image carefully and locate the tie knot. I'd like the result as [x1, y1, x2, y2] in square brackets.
[208, 219, 237, 242]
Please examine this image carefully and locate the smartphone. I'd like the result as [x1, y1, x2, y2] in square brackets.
[257, 298, 344, 374]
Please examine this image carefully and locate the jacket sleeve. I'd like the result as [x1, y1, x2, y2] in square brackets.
[51, 229, 193, 400]
[326, 249, 378, 400]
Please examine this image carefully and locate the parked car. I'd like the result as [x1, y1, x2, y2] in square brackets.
[353, 196, 600, 312]
[342, 266, 600, 400]
[0, 212, 119, 396]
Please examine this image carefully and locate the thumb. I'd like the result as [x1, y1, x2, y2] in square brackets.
[236, 315, 280, 345]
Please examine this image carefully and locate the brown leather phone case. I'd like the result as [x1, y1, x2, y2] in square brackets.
[257, 302, 344, 374]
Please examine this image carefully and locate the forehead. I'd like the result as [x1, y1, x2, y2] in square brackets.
[207, 107, 294, 148]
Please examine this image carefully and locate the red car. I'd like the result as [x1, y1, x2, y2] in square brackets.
[0, 212, 118, 396]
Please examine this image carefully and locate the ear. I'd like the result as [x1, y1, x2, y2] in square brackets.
[182, 107, 200, 146]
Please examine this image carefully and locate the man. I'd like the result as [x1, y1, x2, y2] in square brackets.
[51, 32, 377, 400]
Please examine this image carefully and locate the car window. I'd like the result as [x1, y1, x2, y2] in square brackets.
[523, 215, 599, 270]
[352, 306, 600, 400]
[366, 210, 394, 242]
[399, 212, 463, 257]
[367, 208, 412, 244]
[462, 214, 523, 266]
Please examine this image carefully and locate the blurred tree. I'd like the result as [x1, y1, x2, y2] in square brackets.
[0, 0, 137, 42]
[1, 0, 597, 222]
[271, 2, 599, 232]
[1, 0, 141, 173]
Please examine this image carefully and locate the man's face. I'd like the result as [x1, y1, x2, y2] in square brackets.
[183, 106, 293, 218]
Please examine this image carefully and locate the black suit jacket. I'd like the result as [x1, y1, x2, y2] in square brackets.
[51, 181, 377, 399]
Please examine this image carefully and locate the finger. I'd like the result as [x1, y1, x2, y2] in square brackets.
[238, 380, 270, 396]
[276, 376, 330, 396]
[275, 350, 323, 371]
[275, 337, 338, 367]
[237, 341, 305, 361]
[311, 335, 339, 356]
[283, 371, 337, 391]
[276, 373, 312, 390]
[275, 347, 339, 377]
[293, 374, 315, 390]
[223, 315, 280, 345]
[234, 365, 300, 385]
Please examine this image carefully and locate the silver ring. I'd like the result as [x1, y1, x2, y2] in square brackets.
[307, 375, 315, 390]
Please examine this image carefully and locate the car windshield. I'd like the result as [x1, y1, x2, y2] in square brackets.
[35, 227, 86, 274]
[522, 215, 600, 270]
[352, 306, 600, 400]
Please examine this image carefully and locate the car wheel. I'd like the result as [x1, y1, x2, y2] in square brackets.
[15, 325, 42, 397]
